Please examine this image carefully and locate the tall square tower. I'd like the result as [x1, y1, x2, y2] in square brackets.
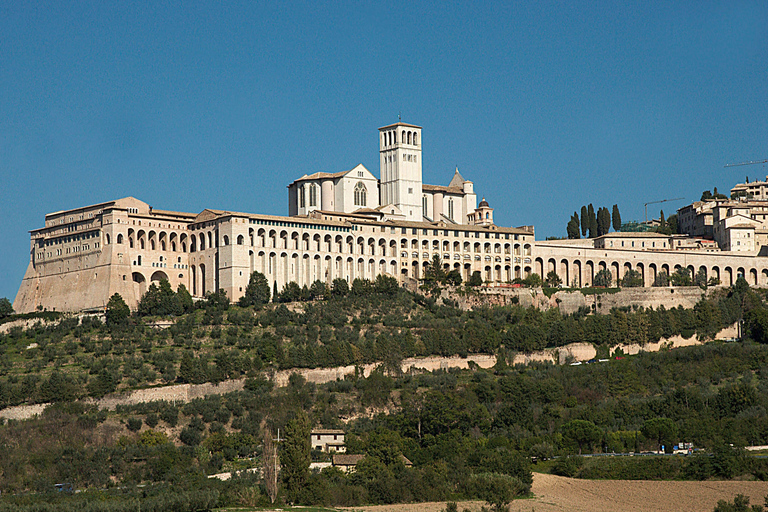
[379, 122, 422, 221]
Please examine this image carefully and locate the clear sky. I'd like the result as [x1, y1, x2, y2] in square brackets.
[1, 1, 767, 301]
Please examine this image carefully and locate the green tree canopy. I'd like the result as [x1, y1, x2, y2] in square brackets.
[239, 271, 271, 307]
[621, 269, 643, 287]
[671, 267, 693, 286]
[562, 419, 602, 454]
[105, 293, 130, 327]
[593, 269, 612, 287]
[545, 270, 562, 287]
[0, 297, 14, 318]
[282, 410, 311, 503]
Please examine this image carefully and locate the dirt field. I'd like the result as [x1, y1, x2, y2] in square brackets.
[341, 473, 768, 512]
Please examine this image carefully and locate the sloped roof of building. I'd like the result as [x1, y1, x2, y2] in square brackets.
[332, 454, 365, 466]
[448, 167, 467, 188]
[312, 429, 345, 435]
[288, 164, 373, 186]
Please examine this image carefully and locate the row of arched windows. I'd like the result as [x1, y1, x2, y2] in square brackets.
[381, 129, 419, 147]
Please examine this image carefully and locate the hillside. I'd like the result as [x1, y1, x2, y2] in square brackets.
[2, 277, 768, 510]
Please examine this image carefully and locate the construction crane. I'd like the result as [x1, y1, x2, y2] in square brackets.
[644, 198, 685, 223]
[724, 159, 767, 168]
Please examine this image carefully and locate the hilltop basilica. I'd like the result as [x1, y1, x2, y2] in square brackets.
[13, 121, 768, 313]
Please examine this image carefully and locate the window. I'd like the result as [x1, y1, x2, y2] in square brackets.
[354, 182, 367, 206]
[422, 196, 428, 214]
[448, 199, 454, 220]
[309, 184, 318, 207]
[299, 186, 305, 208]
[408, 187, 413, 194]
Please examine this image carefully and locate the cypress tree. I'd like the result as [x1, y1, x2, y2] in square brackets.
[612, 204, 621, 231]
[588, 204, 597, 238]
[580, 205, 588, 236]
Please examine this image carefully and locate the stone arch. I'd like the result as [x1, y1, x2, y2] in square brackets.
[105, 233, 111, 244]
[223, 235, 230, 246]
[237, 234, 244, 245]
[585, 260, 595, 286]
[117, 233, 124, 244]
[611, 262, 620, 286]
[724, 267, 733, 286]
[762, 269, 768, 286]
[207, 231, 213, 249]
[128, 228, 135, 248]
[750, 268, 758, 285]
[151, 270, 168, 283]
[535, 257, 544, 278]
[572, 260, 582, 288]
[132, 272, 147, 298]
[737, 267, 746, 280]
[547, 258, 556, 275]
[180, 233, 188, 253]
[648, 263, 657, 286]
[249, 228, 255, 246]
[199, 233, 206, 251]
[560, 259, 569, 286]
[199, 264, 206, 295]
[190, 265, 197, 295]
[711, 266, 720, 284]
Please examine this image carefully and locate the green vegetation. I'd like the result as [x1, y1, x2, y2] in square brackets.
[568, 203, 622, 239]
[4, 277, 768, 509]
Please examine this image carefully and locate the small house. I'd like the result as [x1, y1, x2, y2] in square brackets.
[311, 428, 346, 453]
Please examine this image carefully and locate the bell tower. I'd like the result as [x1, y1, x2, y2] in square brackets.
[379, 122, 422, 221]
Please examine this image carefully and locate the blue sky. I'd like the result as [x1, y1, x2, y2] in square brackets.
[1, 1, 767, 300]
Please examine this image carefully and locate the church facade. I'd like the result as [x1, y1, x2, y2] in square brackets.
[13, 121, 768, 314]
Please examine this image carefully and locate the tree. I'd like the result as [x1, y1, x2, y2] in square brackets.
[522, 273, 542, 287]
[282, 410, 311, 503]
[713, 494, 763, 512]
[331, 278, 349, 297]
[612, 204, 621, 231]
[597, 207, 611, 237]
[671, 267, 692, 286]
[263, 426, 278, 503]
[659, 210, 666, 228]
[273, 281, 279, 302]
[138, 279, 182, 317]
[545, 270, 562, 287]
[424, 254, 447, 283]
[105, 293, 130, 327]
[562, 419, 602, 454]
[0, 297, 13, 318]
[567, 212, 580, 239]
[445, 269, 463, 286]
[468, 271, 483, 287]
[309, 280, 329, 299]
[641, 418, 677, 453]
[653, 271, 670, 287]
[621, 269, 643, 287]
[587, 204, 597, 238]
[239, 271, 270, 307]
[350, 278, 373, 296]
[472, 473, 527, 512]
[580, 205, 588, 237]
[177, 284, 194, 313]
[694, 268, 708, 288]
[593, 269, 612, 287]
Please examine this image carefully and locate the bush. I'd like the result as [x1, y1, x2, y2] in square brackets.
[126, 417, 143, 432]
[552, 455, 584, 477]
